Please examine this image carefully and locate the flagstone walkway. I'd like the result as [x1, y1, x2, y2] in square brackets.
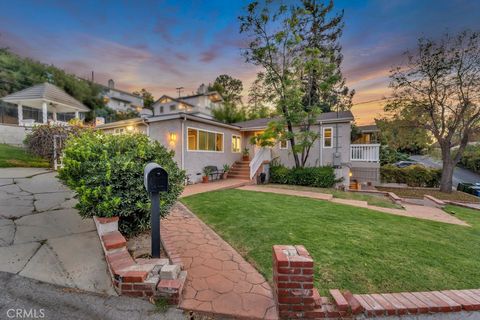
[239, 185, 469, 226]
[161, 203, 277, 320]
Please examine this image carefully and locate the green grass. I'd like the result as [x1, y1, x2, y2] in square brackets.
[376, 186, 480, 203]
[0, 144, 49, 168]
[263, 184, 403, 209]
[182, 190, 480, 295]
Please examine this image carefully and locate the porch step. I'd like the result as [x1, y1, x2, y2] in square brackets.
[228, 160, 252, 180]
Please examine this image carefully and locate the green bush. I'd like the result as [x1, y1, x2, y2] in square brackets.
[459, 144, 480, 174]
[380, 145, 410, 165]
[270, 165, 337, 188]
[58, 130, 185, 236]
[380, 165, 441, 187]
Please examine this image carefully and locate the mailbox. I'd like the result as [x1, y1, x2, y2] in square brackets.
[144, 163, 169, 193]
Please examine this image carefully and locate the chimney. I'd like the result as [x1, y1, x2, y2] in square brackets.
[108, 79, 115, 89]
[197, 83, 207, 94]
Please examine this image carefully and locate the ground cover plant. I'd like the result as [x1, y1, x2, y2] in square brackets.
[182, 189, 479, 295]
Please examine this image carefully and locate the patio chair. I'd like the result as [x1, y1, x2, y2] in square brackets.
[204, 166, 223, 181]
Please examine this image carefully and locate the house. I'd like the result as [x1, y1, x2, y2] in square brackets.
[99, 79, 144, 113]
[353, 124, 379, 144]
[97, 89, 380, 187]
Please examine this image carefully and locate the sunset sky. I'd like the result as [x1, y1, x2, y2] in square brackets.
[1, 0, 480, 124]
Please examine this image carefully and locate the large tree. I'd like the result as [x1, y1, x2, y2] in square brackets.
[387, 30, 480, 192]
[132, 88, 155, 110]
[209, 74, 246, 123]
[240, 0, 348, 167]
[247, 74, 274, 119]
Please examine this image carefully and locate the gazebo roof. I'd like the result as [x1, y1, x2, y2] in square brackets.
[1, 82, 90, 112]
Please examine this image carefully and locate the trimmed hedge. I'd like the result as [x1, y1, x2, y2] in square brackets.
[58, 130, 185, 236]
[380, 165, 441, 187]
[269, 165, 338, 188]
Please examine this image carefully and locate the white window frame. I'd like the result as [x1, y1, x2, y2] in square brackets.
[231, 134, 241, 153]
[187, 127, 224, 153]
[279, 139, 288, 149]
[323, 127, 333, 148]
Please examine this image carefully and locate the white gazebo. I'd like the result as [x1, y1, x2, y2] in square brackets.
[1, 82, 90, 126]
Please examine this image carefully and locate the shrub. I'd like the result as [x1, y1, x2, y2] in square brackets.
[270, 165, 337, 188]
[58, 131, 185, 236]
[459, 144, 480, 174]
[24, 121, 86, 165]
[379, 145, 410, 165]
[380, 165, 441, 187]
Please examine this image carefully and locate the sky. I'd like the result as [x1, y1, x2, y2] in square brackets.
[1, 0, 480, 124]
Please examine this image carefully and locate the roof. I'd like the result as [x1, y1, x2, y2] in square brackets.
[97, 112, 240, 131]
[357, 124, 379, 132]
[1, 83, 90, 111]
[97, 83, 143, 99]
[179, 91, 223, 102]
[153, 95, 196, 108]
[234, 110, 354, 129]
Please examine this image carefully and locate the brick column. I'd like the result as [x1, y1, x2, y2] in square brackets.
[273, 245, 315, 319]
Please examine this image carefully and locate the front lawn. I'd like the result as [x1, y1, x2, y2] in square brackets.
[181, 189, 480, 295]
[0, 144, 49, 168]
[263, 184, 402, 209]
[376, 186, 480, 203]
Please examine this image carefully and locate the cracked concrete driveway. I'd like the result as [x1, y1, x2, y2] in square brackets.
[0, 168, 115, 295]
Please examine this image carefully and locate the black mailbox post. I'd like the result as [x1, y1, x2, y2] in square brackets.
[144, 163, 169, 258]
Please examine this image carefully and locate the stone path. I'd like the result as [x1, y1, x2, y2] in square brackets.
[0, 168, 115, 295]
[182, 178, 251, 197]
[161, 203, 278, 319]
[239, 185, 470, 226]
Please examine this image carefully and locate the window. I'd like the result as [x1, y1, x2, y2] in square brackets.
[159, 106, 164, 113]
[170, 104, 176, 111]
[323, 127, 332, 148]
[279, 139, 288, 149]
[187, 128, 224, 152]
[114, 128, 125, 135]
[232, 135, 241, 153]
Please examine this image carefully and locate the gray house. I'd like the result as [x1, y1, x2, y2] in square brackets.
[97, 89, 379, 186]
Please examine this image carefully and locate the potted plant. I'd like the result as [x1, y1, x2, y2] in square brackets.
[202, 167, 212, 183]
[242, 147, 250, 161]
[222, 164, 230, 179]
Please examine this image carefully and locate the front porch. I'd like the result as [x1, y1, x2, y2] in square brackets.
[350, 143, 381, 186]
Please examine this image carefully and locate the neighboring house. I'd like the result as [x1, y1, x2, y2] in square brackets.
[152, 84, 222, 119]
[99, 79, 144, 113]
[97, 92, 380, 186]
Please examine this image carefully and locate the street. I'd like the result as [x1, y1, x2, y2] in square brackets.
[410, 155, 480, 188]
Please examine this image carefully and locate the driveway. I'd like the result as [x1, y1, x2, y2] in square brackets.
[410, 155, 480, 188]
[0, 168, 115, 295]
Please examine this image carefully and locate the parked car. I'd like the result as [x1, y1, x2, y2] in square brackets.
[393, 160, 423, 168]
[457, 182, 480, 197]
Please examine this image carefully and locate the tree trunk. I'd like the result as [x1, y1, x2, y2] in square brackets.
[440, 146, 455, 193]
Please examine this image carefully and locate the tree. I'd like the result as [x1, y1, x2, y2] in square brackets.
[239, 0, 345, 167]
[209, 74, 246, 123]
[376, 115, 432, 154]
[246, 74, 274, 119]
[300, 0, 354, 112]
[387, 30, 480, 192]
[132, 88, 155, 110]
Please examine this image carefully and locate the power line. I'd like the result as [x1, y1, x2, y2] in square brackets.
[353, 97, 391, 106]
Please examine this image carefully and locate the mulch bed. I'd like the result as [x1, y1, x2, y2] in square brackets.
[376, 186, 480, 203]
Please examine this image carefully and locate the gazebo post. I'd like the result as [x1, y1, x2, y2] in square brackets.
[42, 101, 48, 124]
[75, 111, 79, 119]
[17, 103, 23, 125]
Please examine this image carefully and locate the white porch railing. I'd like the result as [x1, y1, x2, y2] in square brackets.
[249, 147, 271, 179]
[350, 144, 380, 162]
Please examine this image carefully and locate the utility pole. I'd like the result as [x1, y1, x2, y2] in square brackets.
[176, 87, 184, 97]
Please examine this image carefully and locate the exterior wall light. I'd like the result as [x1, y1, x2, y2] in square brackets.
[126, 125, 134, 132]
[169, 132, 177, 145]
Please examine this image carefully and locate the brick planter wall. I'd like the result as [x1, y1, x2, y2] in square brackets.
[94, 216, 186, 304]
[273, 245, 480, 319]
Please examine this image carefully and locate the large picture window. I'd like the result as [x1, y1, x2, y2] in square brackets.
[232, 135, 241, 153]
[323, 127, 332, 148]
[188, 128, 224, 152]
